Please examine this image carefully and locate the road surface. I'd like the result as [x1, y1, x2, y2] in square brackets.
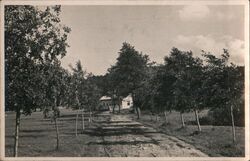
[85, 111, 208, 157]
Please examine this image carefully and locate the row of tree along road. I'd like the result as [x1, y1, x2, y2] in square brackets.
[5, 6, 244, 157]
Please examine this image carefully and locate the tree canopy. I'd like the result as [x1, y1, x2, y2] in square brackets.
[5, 5, 71, 114]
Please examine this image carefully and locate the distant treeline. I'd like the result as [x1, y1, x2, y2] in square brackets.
[91, 43, 244, 129]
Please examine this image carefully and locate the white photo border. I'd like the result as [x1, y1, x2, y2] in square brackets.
[0, 0, 249, 161]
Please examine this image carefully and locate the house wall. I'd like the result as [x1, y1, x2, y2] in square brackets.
[121, 95, 133, 109]
[99, 94, 133, 111]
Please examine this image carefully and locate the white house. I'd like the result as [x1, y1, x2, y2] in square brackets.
[99, 94, 133, 111]
[121, 94, 133, 109]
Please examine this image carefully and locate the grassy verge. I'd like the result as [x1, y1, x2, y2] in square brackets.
[5, 109, 108, 157]
[130, 110, 245, 157]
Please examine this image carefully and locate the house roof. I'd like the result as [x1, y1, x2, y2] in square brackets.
[122, 95, 132, 101]
[100, 94, 132, 101]
[99, 96, 111, 101]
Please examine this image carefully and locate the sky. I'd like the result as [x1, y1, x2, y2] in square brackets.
[58, 5, 245, 75]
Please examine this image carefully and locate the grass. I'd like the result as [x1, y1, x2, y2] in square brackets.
[5, 108, 245, 157]
[5, 109, 109, 157]
[130, 110, 245, 157]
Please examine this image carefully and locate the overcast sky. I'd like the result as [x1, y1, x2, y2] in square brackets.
[58, 5, 245, 75]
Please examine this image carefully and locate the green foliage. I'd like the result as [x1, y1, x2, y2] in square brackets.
[107, 42, 149, 98]
[84, 76, 102, 111]
[5, 5, 71, 115]
[202, 50, 244, 111]
[87, 75, 110, 96]
[187, 104, 244, 127]
[133, 65, 159, 112]
[68, 60, 101, 111]
[150, 48, 244, 124]
[106, 44, 244, 125]
[154, 48, 204, 114]
[208, 102, 244, 126]
[38, 60, 69, 109]
[69, 60, 86, 109]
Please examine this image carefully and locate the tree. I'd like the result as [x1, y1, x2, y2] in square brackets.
[153, 63, 177, 125]
[162, 48, 204, 130]
[134, 65, 164, 121]
[39, 60, 68, 149]
[70, 60, 86, 136]
[5, 5, 70, 156]
[108, 42, 150, 119]
[202, 49, 244, 142]
[87, 75, 110, 96]
[69, 60, 102, 134]
[84, 75, 102, 121]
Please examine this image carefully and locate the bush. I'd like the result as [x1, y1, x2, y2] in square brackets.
[208, 106, 244, 127]
[186, 104, 244, 127]
[186, 115, 213, 126]
[199, 115, 213, 125]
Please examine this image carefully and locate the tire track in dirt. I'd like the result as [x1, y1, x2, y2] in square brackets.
[89, 112, 208, 157]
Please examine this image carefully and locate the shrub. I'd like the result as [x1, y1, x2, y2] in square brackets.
[186, 115, 213, 126]
[186, 104, 244, 127]
[208, 106, 244, 127]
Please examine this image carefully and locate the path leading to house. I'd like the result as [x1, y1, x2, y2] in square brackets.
[89, 111, 208, 157]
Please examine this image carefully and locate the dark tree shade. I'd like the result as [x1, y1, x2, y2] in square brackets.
[5, 5, 71, 156]
[5, 5, 71, 114]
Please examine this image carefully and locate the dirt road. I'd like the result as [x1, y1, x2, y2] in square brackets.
[87, 111, 208, 157]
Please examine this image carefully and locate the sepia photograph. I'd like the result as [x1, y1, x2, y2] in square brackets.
[0, 0, 249, 160]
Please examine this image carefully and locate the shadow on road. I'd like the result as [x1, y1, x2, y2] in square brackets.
[87, 140, 159, 146]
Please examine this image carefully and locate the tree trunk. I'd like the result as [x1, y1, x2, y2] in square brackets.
[131, 93, 140, 119]
[180, 113, 185, 128]
[43, 108, 49, 119]
[54, 117, 59, 150]
[135, 107, 141, 119]
[81, 108, 85, 131]
[112, 104, 115, 114]
[89, 110, 92, 123]
[194, 109, 201, 132]
[155, 114, 158, 122]
[75, 110, 79, 136]
[53, 97, 60, 150]
[164, 111, 168, 124]
[230, 105, 236, 143]
[14, 109, 21, 157]
[118, 104, 121, 113]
